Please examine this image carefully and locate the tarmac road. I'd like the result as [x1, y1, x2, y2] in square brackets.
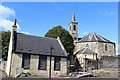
[1, 78, 120, 80]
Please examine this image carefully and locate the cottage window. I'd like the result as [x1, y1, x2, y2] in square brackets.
[54, 57, 61, 71]
[22, 54, 30, 70]
[38, 56, 47, 70]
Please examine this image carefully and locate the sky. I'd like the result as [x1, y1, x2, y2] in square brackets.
[0, 2, 119, 54]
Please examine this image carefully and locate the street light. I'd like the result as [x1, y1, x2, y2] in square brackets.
[49, 46, 54, 79]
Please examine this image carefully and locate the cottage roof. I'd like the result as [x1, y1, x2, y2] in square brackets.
[78, 33, 114, 44]
[14, 33, 67, 57]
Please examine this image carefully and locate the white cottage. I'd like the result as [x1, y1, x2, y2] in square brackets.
[6, 19, 68, 77]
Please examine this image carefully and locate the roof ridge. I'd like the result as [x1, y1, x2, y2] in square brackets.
[79, 33, 89, 41]
[44, 36, 57, 40]
[17, 32, 57, 40]
[93, 33, 98, 41]
[97, 34, 109, 42]
[100, 35, 112, 42]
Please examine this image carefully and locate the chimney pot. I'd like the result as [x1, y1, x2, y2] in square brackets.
[14, 19, 17, 26]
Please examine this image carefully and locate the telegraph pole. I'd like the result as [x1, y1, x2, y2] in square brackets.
[49, 46, 54, 79]
[96, 53, 98, 69]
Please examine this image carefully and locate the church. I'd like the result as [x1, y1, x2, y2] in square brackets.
[69, 10, 116, 71]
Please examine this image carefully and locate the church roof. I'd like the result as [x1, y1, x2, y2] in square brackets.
[76, 47, 96, 55]
[14, 33, 67, 57]
[78, 33, 114, 44]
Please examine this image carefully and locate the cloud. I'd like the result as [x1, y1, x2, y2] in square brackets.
[0, 18, 20, 30]
[0, 5, 31, 35]
[99, 11, 117, 16]
[0, 5, 20, 31]
[0, 5, 15, 18]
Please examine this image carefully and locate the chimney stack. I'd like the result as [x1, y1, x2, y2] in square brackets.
[12, 19, 17, 31]
[12, 19, 17, 51]
[14, 19, 17, 26]
[6, 19, 17, 76]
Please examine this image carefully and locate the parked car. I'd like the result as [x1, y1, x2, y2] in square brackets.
[69, 72, 94, 78]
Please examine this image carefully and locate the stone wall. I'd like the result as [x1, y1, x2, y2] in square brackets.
[10, 53, 67, 77]
[10, 53, 22, 77]
[92, 56, 120, 78]
[0, 60, 6, 71]
[76, 42, 115, 58]
[100, 56, 119, 68]
[97, 43, 115, 58]
[92, 68, 119, 78]
[82, 58, 102, 72]
[83, 56, 119, 72]
[84, 59, 97, 72]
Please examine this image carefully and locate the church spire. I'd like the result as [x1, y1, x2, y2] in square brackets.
[69, 9, 78, 45]
[72, 9, 75, 22]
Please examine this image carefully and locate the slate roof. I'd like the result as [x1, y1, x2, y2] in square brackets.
[14, 33, 67, 57]
[75, 47, 96, 55]
[78, 33, 114, 44]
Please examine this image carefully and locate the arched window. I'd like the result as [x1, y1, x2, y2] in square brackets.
[105, 44, 107, 51]
[86, 44, 89, 48]
[73, 25, 76, 30]
[70, 26, 71, 30]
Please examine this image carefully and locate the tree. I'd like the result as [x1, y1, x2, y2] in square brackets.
[0, 30, 11, 60]
[45, 25, 74, 55]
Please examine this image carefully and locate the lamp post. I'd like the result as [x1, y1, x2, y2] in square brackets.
[96, 53, 98, 69]
[84, 55, 86, 72]
[49, 46, 54, 79]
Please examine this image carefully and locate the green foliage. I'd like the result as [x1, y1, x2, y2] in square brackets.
[45, 25, 74, 55]
[0, 30, 11, 60]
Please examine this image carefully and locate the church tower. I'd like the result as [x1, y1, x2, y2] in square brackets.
[69, 10, 78, 45]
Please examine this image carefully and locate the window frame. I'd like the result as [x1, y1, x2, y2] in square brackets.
[54, 57, 61, 71]
[38, 55, 47, 70]
[22, 54, 30, 70]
